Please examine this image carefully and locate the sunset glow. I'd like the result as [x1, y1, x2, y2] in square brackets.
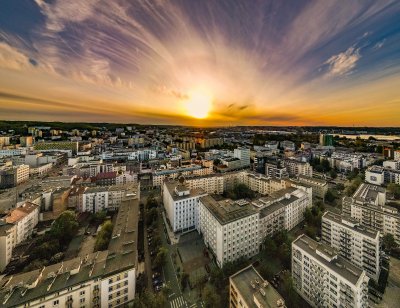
[0, 1, 399, 126]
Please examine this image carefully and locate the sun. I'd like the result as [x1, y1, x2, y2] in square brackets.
[185, 90, 213, 119]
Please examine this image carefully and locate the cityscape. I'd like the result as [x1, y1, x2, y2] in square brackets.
[1, 1, 400, 308]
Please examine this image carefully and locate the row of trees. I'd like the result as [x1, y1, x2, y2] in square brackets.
[303, 201, 325, 240]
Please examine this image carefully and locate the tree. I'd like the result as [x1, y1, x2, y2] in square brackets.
[325, 189, 337, 204]
[203, 284, 220, 307]
[262, 237, 277, 256]
[329, 169, 337, 179]
[95, 220, 113, 251]
[387, 183, 400, 199]
[382, 234, 398, 252]
[146, 193, 158, 209]
[213, 158, 221, 166]
[146, 208, 158, 226]
[92, 210, 107, 224]
[154, 247, 168, 268]
[50, 211, 79, 246]
[180, 272, 189, 290]
[336, 183, 345, 191]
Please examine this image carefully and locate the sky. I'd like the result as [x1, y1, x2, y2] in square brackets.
[0, 0, 399, 126]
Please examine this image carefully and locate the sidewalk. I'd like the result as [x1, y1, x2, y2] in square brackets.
[161, 209, 180, 245]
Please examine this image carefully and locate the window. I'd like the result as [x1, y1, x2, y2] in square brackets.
[53, 300, 59, 306]
[80, 298, 85, 303]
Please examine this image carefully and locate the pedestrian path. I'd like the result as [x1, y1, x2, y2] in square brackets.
[170, 295, 188, 308]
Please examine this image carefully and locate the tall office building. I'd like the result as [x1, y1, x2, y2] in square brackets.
[319, 134, 334, 146]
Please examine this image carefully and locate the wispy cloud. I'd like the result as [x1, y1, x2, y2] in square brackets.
[324, 47, 361, 77]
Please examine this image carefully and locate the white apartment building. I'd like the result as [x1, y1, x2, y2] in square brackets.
[234, 147, 251, 167]
[0, 197, 139, 308]
[5, 202, 39, 245]
[81, 184, 138, 213]
[198, 195, 259, 267]
[343, 183, 400, 244]
[162, 179, 207, 232]
[292, 235, 369, 308]
[152, 164, 212, 187]
[0, 223, 16, 272]
[365, 165, 400, 186]
[236, 171, 287, 195]
[257, 186, 311, 240]
[322, 211, 382, 281]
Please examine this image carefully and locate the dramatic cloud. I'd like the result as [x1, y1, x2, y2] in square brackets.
[325, 47, 361, 77]
[0, 0, 399, 126]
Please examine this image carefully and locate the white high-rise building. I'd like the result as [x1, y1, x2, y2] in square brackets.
[198, 195, 259, 267]
[322, 211, 382, 281]
[342, 183, 400, 244]
[292, 235, 369, 308]
[234, 147, 250, 167]
[163, 178, 207, 233]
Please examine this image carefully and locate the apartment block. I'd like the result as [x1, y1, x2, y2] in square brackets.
[4, 202, 39, 245]
[229, 265, 285, 308]
[163, 179, 207, 233]
[292, 235, 369, 308]
[81, 184, 139, 213]
[283, 159, 313, 177]
[342, 183, 400, 243]
[322, 211, 382, 281]
[198, 195, 259, 267]
[257, 186, 311, 240]
[297, 175, 328, 199]
[0, 223, 16, 272]
[0, 196, 139, 307]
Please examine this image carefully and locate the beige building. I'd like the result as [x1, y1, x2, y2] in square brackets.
[5, 202, 39, 245]
[0, 223, 16, 272]
[229, 265, 285, 308]
[297, 175, 328, 199]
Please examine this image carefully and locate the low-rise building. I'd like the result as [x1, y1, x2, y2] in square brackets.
[229, 265, 285, 308]
[292, 234, 369, 308]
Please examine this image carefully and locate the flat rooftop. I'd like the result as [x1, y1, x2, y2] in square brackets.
[199, 195, 258, 225]
[353, 183, 385, 204]
[322, 211, 379, 239]
[230, 265, 284, 308]
[293, 235, 365, 286]
[164, 179, 206, 201]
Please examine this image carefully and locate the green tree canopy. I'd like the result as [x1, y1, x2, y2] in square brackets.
[50, 211, 79, 246]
